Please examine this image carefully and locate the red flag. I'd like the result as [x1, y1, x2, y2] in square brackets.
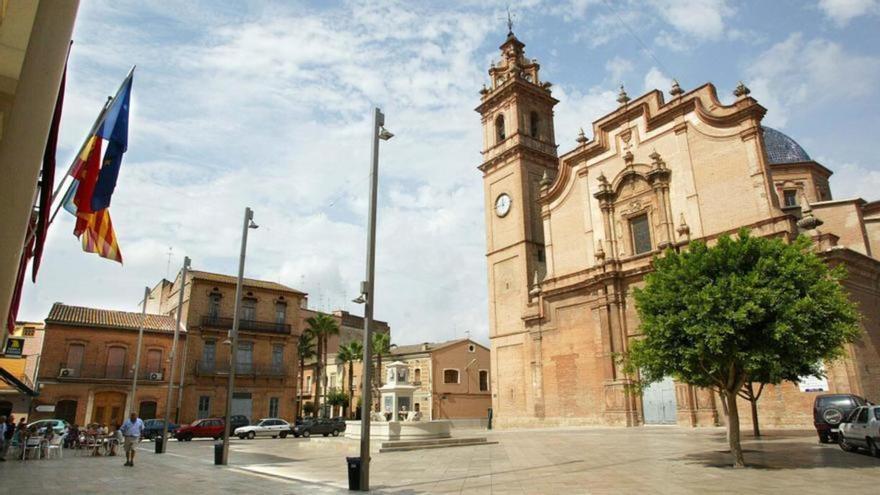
[72, 136, 102, 236]
[7, 221, 35, 333]
[32, 62, 67, 281]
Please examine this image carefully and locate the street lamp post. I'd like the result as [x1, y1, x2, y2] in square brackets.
[159, 255, 190, 453]
[220, 207, 258, 465]
[357, 107, 393, 491]
[128, 286, 151, 416]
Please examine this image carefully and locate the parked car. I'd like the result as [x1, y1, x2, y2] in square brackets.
[292, 418, 343, 438]
[838, 405, 880, 457]
[27, 419, 69, 435]
[228, 415, 250, 432]
[175, 418, 225, 441]
[813, 394, 867, 443]
[234, 418, 290, 439]
[143, 419, 179, 441]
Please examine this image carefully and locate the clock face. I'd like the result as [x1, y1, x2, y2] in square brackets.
[495, 193, 512, 217]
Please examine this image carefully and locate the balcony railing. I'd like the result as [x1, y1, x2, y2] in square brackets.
[200, 315, 291, 334]
[195, 360, 286, 378]
[56, 363, 167, 381]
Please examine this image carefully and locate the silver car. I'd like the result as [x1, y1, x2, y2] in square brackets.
[838, 405, 880, 457]
[234, 418, 290, 439]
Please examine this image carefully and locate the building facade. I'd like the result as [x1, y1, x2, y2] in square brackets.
[479, 33, 880, 428]
[34, 305, 180, 426]
[383, 339, 491, 420]
[0, 321, 44, 420]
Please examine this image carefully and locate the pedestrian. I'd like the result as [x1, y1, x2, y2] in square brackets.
[120, 412, 144, 467]
[2, 415, 15, 460]
[0, 415, 7, 461]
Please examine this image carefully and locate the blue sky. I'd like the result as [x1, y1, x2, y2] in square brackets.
[20, 0, 880, 345]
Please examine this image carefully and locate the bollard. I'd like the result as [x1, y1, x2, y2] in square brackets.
[214, 439, 224, 465]
[487, 407, 493, 430]
[155, 435, 164, 453]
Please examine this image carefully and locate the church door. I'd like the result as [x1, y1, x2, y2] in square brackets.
[642, 377, 677, 425]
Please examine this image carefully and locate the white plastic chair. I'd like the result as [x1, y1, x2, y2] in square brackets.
[22, 437, 42, 460]
[45, 433, 65, 459]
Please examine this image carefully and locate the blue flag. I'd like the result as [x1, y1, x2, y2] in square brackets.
[91, 72, 133, 212]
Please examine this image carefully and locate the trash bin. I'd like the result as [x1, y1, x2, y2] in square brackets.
[214, 440, 224, 465]
[155, 435, 164, 453]
[487, 407, 493, 430]
[346, 456, 361, 490]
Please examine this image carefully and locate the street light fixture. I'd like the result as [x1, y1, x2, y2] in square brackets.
[219, 207, 257, 466]
[357, 108, 392, 491]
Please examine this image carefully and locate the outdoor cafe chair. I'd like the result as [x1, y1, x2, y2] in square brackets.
[45, 433, 66, 459]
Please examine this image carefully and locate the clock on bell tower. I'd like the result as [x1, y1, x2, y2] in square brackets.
[477, 31, 558, 338]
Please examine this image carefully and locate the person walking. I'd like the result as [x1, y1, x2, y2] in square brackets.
[120, 412, 144, 467]
[0, 415, 7, 461]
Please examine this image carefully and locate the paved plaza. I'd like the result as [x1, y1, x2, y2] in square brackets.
[1, 427, 878, 494]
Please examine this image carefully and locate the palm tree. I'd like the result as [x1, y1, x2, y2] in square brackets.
[306, 313, 339, 417]
[337, 341, 363, 418]
[296, 331, 316, 418]
[371, 332, 391, 403]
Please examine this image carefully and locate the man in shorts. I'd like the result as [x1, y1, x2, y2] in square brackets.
[120, 412, 145, 467]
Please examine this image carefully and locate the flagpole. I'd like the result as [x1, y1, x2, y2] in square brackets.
[159, 256, 189, 452]
[27, 65, 136, 247]
[129, 286, 150, 416]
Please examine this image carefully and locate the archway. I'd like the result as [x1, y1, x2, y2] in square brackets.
[92, 391, 126, 427]
[139, 400, 157, 420]
[56, 400, 78, 424]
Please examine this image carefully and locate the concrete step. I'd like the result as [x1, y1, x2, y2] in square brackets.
[378, 437, 496, 453]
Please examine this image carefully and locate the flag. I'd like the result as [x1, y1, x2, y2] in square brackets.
[80, 208, 123, 263]
[32, 60, 67, 282]
[91, 73, 132, 212]
[7, 222, 35, 333]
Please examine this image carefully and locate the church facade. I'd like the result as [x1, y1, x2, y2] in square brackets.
[478, 33, 880, 429]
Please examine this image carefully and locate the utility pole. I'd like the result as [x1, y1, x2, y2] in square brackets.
[357, 107, 393, 491]
[159, 256, 189, 452]
[128, 286, 150, 415]
[220, 207, 257, 465]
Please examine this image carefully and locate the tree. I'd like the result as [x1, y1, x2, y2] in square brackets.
[371, 332, 391, 400]
[303, 401, 316, 417]
[296, 331, 316, 419]
[626, 231, 859, 468]
[337, 341, 363, 418]
[326, 389, 350, 416]
[306, 313, 339, 418]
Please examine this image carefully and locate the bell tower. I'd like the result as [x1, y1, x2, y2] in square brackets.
[477, 31, 558, 340]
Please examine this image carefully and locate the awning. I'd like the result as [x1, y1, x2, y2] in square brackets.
[0, 366, 38, 397]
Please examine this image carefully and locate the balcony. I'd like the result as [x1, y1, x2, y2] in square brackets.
[200, 315, 291, 335]
[56, 363, 167, 382]
[194, 360, 286, 378]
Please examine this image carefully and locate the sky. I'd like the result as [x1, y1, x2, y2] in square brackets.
[18, 0, 880, 346]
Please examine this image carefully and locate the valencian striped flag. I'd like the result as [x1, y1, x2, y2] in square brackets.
[62, 70, 133, 263]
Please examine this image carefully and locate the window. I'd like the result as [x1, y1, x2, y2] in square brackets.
[874, 409, 880, 421]
[146, 349, 162, 374]
[414, 368, 421, 384]
[242, 299, 257, 321]
[269, 397, 279, 418]
[630, 214, 652, 255]
[106, 346, 126, 379]
[857, 407, 869, 424]
[139, 401, 158, 420]
[414, 403, 420, 412]
[275, 302, 287, 324]
[479, 370, 489, 391]
[495, 114, 506, 143]
[468, 344, 476, 353]
[208, 294, 221, 318]
[23, 327, 35, 337]
[783, 190, 798, 207]
[529, 111, 539, 138]
[66, 343, 85, 373]
[197, 396, 211, 419]
[237, 341, 253, 374]
[443, 369, 460, 384]
[272, 344, 284, 373]
[202, 340, 216, 371]
[306, 376, 312, 391]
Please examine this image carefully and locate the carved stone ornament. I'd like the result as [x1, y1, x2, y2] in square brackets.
[670, 79, 684, 97]
[733, 81, 751, 98]
[616, 84, 630, 105]
[576, 127, 588, 144]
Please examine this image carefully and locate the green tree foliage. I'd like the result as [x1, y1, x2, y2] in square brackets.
[627, 230, 859, 467]
[302, 401, 316, 417]
[326, 389, 350, 410]
[371, 332, 391, 398]
[296, 331, 316, 418]
[337, 341, 363, 418]
[306, 313, 340, 417]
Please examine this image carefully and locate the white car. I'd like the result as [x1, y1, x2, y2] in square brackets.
[234, 418, 290, 439]
[838, 405, 880, 457]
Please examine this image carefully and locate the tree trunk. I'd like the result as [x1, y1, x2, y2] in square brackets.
[298, 356, 305, 418]
[724, 390, 746, 468]
[314, 337, 322, 418]
[348, 361, 354, 419]
[750, 397, 760, 438]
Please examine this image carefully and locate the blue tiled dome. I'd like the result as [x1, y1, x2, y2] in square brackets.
[763, 126, 811, 164]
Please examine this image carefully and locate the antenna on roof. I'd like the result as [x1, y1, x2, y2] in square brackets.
[165, 247, 173, 279]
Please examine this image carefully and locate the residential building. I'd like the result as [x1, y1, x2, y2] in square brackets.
[298, 308, 390, 417]
[33, 305, 179, 426]
[479, 32, 880, 428]
[382, 339, 491, 421]
[0, 321, 44, 420]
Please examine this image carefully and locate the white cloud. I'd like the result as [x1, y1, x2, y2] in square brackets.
[650, 0, 735, 40]
[553, 85, 618, 147]
[643, 67, 672, 93]
[746, 33, 880, 127]
[605, 56, 634, 83]
[817, 0, 879, 26]
[825, 160, 880, 200]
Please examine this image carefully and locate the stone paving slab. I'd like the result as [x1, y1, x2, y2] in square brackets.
[1, 427, 878, 494]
